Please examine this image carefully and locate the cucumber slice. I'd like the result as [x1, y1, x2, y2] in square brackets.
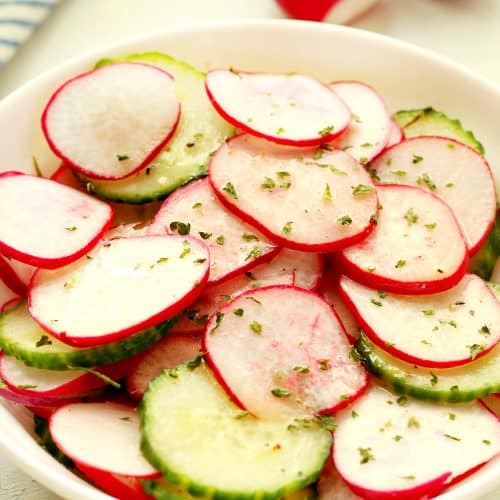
[393, 107, 484, 154]
[355, 334, 500, 403]
[469, 211, 500, 280]
[0, 302, 177, 370]
[140, 361, 332, 499]
[78, 52, 235, 204]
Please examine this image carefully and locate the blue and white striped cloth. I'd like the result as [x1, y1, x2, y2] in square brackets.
[0, 0, 59, 67]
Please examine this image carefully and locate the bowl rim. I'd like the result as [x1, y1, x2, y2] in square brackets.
[0, 18, 498, 500]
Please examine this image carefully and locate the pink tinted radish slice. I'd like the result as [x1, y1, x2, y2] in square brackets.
[329, 82, 391, 164]
[480, 396, 500, 419]
[0, 172, 113, 269]
[50, 402, 160, 478]
[339, 274, 500, 368]
[320, 269, 359, 343]
[205, 70, 351, 146]
[172, 249, 323, 334]
[42, 63, 180, 180]
[340, 184, 468, 294]
[209, 134, 378, 252]
[29, 235, 209, 347]
[203, 285, 368, 419]
[126, 334, 202, 400]
[0, 277, 19, 312]
[0, 256, 35, 295]
[148, 178, 278, 284]
[318, 464, 362, 500]
[386, 119, 404, 148]
[0, 353, 130, 398]
[333, 385, 500, 498]
[371, 137, 497, 254]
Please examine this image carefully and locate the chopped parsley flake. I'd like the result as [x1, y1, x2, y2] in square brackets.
[35, 335, 52, 347]
[242, 233, 259, 242]
[323, 183, 333, 202]
[391, 170, 407, 177]
[430, 372, 438, 386]
[370, 299, 383, 307]
[233, 308, 244, 317]
[169, 221, 191, 235]
[407, 416, 420, 429]
[404, 208, 419, 225]
[318, 359, 330, 371]
[116, 154, 129, 161]
[352, 184, 375, 196]
[209, 312, 225, 335]
[245, 246, 262, 261]
[393, 435, 403, 442]
[179, 247, 191, 259]
[65, 226, 77, 232]
[216, 235, 225, 245]
[421, 309, 435, 316]
[395, 259, 406, 269]
[276, 127, 285, 135]
[361, 142, 373, 148]
[367, 266, 376, 273]
[282, 221, 293, 235]
[313, 149, 323, 160]
[449, 413, 456, 420]
[370, 213, 379, 225]
[416, 172, 437, 191]
[194, 258, 206, 264]
[366, 167, 380, 181]
[293, 365, 310, 374]
[479, 325, 491, 336]
[246, 296, 262, 305]
[397, 396, 408, 406]
[377, 290, 387, 299]
[352, 411, 359, 418]
[401, 475, 416, 481]
[467, 343, 485, 360]
[444, 434, 461, 442]
[192, 202, 202, 209]
[235, 411, 250, 419]
[222, 182, 238, 200]
[483, 439, 491, 445]
[412, 154, 424, 164]
[120, 417, 131, 422]
[271, 387, 292, 398]
[358, 447, 375, 464]
[421, 339, 432, 346]
[316, 415, 337, 431]
[261, 177, 276, 190]
[250, 321, 262, 335]
[318, 125, 334, 136]
[277, 171, 290, 178]
[197, 231, 212, 241]
[424, 222, 437, 230]
[445, 182, 454, 188]
[337, 215, 352, 226]
[186, 354, 204, 370]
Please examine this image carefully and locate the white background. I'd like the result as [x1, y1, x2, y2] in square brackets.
[0, 0, 499, 498]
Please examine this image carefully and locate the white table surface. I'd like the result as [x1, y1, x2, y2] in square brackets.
[0, 0, 499, 498]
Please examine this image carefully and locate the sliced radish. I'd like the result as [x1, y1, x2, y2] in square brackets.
[329, 82, 391, 164]
[0, 172, 113, 269]
[386, 119, 404, 148]
[49, 402, 160, 478]
[205, 70, 351, 146]
[333, 385, 500, 498]
[29, 235, 209, 347]
[0, 353, 131, 398]
[147, 178, 278, 283]
[370, 137, 497, 254]
[480, 396, 500, 419]
[318, 464, 362, 499]
[0, 255, 36, 295]
[339, 274, 500, 368]
[126, 334, 202, 400]
[209, 134, 378, 252]
[0, 276, 19, 312]
[77, 464, 151, 500]
[172, 249, 323, 335]
[320, 269, 359, 343]
[340, 184, 468, 294]
[42, 62, 180, 180]
[203, 285, 368, 418]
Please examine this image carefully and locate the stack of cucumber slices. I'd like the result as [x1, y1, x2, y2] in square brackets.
[0, 52, 499, 500]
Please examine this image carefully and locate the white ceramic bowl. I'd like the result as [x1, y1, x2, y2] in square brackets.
[0, 20, 498, 500]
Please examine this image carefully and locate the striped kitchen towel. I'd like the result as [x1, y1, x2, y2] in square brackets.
[0, 0, 59, 67]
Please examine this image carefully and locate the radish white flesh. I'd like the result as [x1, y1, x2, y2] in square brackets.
[330, 82, 391, 164]
[340, 184, 468, 294]
[209, 134, 378, 252]
[371, 137, 497, 254]
[42, 63, 180, 180]
[386, 119, 404, 148]
[173, 249, 323, 334]
[126, 334, 202, 400]
[340, 274, 500, 368]
[203, 286, 367, 418]
[0, 353, 128, 397]
[205, 70, 351, 146]
[29, 235, 209, 347]
[0, 277, 19, 312]
[50, 402, 159, 477]
[0, 173, 113, 269]
[320, 269, 359, 343]
[148, 178, 278, 283]
[333, 385, 500, 497]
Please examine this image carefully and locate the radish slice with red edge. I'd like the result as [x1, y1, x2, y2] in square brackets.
[42, 62, 180, 180]
[148, 177, 278, 284]
[318, 463, 362, 499]
[340, 184, 468, 294]
[205, 70, 351, 146]
[203, 285, 368, 419]
[172, 249, 323, 335]
[370, 137, 497, 254]
[333, 385, 500, 499]
[49, 402, 160, 478]
[386, 119, 404, 148]
[0, 277, 19, 312]
[320, 268, 359, 343]
[209, 134, 378, 252]
[76, 464, 151, 500]
[28, 235, 209, 347]
[126, 334, 202, 400]
[0, 255, 35, 295]
[339, 274, 500, 368]
[329, 81, 391, 164]
[480, 396, 500, 419]
[0, 172, 113, 269]
[0, 353, 131, 398]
